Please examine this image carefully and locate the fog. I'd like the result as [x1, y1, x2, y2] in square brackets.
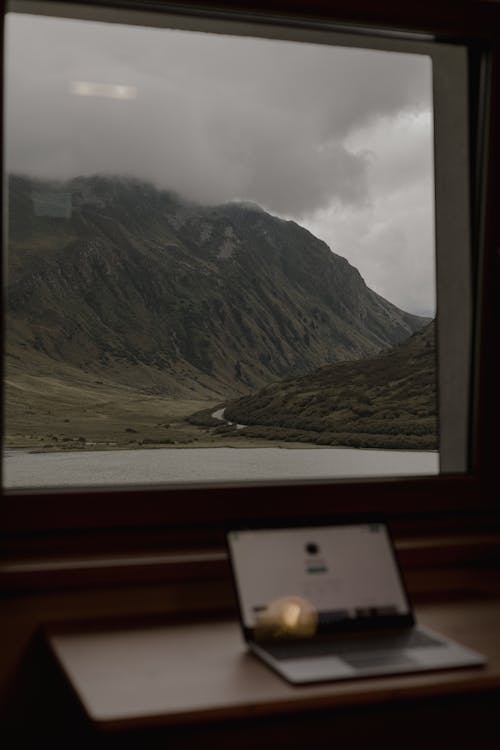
[5, 12, 435, 315]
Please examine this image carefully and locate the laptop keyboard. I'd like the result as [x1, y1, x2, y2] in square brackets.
[261, 629, 443, 662]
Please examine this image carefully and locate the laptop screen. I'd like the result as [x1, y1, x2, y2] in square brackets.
[228, 523, 412, 640]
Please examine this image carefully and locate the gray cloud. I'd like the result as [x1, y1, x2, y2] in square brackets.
[5, 11, 434, 314]
[6, 13, 431, 217]
[303, 111, 435, 315]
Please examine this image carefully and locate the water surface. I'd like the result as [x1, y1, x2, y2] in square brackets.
[3, 446, 439, 489]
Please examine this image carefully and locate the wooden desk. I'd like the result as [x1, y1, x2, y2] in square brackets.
[47, 598, 500, 746]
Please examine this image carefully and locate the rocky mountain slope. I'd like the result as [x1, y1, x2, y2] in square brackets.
[7, 175, 428, 398]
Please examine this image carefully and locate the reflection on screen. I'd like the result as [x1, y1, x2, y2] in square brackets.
[228, 524, 409, 639]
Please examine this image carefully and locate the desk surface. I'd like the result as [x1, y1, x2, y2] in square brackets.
[47, 599, 500, 731]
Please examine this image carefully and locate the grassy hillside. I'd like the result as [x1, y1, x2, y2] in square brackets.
[5, 324, 437, 452]
[4, 368, 309, 451]
[221, 322, 437, 450]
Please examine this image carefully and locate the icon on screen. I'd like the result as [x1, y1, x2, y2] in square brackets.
[306, 542, 320, 555]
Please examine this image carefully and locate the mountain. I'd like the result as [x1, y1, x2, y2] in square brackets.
[222, 322, 437, 449]
[6, 174, 428, 398]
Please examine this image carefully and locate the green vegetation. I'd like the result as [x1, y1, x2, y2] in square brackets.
[4, 365, 218, 450]
[4, 368, 312, 450]
[222, 323, 437, 450]
[5, 324, 437, 452]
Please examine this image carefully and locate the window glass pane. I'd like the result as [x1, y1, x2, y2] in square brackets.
[3, 8, 440, 489]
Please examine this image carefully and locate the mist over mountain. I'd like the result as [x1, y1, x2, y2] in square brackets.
[7, 174, 428, 398]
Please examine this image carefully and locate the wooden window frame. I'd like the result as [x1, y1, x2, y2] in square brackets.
[1, 0, 499, 563]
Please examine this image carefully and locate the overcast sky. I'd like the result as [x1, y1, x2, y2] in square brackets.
[5, 12, 435, 316]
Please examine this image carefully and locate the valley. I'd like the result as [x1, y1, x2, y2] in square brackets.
[5, 174, 436, 455]
[4, 369, 312, 451]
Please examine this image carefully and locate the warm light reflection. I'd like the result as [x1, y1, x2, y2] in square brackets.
[70, 81, 137, 99]
[282, 602, 301, 628]
[255, 596, 318, 640]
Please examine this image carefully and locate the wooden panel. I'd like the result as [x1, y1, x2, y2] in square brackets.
[2, 532, 500, 593]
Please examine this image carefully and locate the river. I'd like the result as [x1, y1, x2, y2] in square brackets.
[3, 446, 439, 489]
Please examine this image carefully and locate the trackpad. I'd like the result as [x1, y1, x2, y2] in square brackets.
[284, 656, 354, 681]
[342, 652, 416, 669]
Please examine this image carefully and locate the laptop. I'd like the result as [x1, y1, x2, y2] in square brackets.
[227, 521, 485, 684]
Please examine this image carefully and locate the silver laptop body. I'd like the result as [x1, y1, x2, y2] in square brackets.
[227, 522, 485, 684]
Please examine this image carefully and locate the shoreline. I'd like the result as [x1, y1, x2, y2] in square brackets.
[3, 442, 439, 455]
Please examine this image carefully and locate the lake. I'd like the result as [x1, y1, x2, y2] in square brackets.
[3, 446, 439, 489]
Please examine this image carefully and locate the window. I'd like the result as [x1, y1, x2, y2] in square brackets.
[1, 0, 497, 531]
